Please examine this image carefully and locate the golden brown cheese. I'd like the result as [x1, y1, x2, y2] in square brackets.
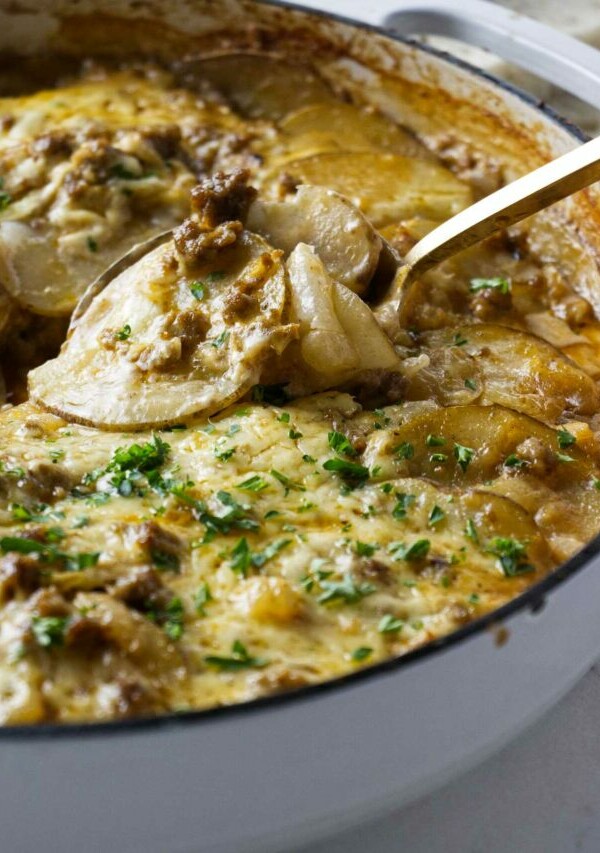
[0, 395, 578, 723]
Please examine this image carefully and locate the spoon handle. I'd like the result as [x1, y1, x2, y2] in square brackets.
[404, 134, 600, 280]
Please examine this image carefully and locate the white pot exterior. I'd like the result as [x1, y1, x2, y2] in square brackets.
[0, 3, 599, 852]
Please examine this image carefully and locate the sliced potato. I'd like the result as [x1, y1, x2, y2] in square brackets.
[0, 207, 193, 317]
[286, 243, 359, 377]
[247, 185, 382, 294]
[188, 53, 334, 120]
[269, 101, 430, 165]
[363, 404, 596, 489]
[266, 152, 473, 228]
[283, 244, 402, 393]
[29, 232, 295, 429]
[332, 282, 400, 371]
[405, 324, 600, 422]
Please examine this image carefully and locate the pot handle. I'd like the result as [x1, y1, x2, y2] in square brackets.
[291, 0, 600, 111]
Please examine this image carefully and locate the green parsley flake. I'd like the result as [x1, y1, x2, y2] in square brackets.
[486, 537, 534, 577]
[389, 539, 431, 562]
[205, 640, 268, 671]
[190, 281, 206, 301]
[469, 276, 511, 294]
[317, 574, 376, 605]
[115, 324, 132, 341]
[504, 454, 527, 469]
[378, 614, 403, 634]
[194, 582, 213, 616]
[557, 429, 576, 449]
[395, 442, 414, 460]
[328, 431, 356, 456]
[31, 615, 69, 649]
[392, 493, 415, 520]
[428, 505, 445, 526]
[211, 330, 230, 348]
[454, 443, 475, 472]
[237, 475, 269, 493]
[426, 434, 445, 447]
[354, 541, 378, 557]
[465, 518, 479, 543]
[271, 469, 305, 494]
[351, 646, 373, 662]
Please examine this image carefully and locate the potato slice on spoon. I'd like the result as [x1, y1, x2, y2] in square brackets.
[29, 173, 296, 430]
[246, 185, 382, 294]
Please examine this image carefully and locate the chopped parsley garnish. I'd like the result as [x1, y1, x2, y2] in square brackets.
[194, 582, 213, 616]
[49, 448, 65, 464]
[464, 378, 478, 391]
[426, 434, 445, 447]
[465, 518, 479, 543]
[302, 454, 316, 464]
[354, 541, 378, 557]
[211, 330, 230, 348]
[31, 615, 69, 649]
[171, 487, 259, 539]
[277, 412, 290, 423]
[454, 443, 475, 472]
[10, 503, 65, 523]
[378, 614, 403, 634]
[190, 281, 206, 301]
[288, 428, 303, 440]
[0, 461, 25, 479]
[351, 646, 372, 662]
[214, 446, 236, 462]
[230, 537, 251, 576]
[428, 505, 445, 526]
[317, 574, 376, 605]
[322, 457, 369, 486]
[115, 324, 132, 341]
[389, 539, 431, 561]
[557, 453, 575, 463]
[394, 441, 414, 460]
[85, 433, 171, 497]
[205, 640, 268, 671]
[504, 454, 527, 469]
[86, 236, 98, 253]
[557, 429, 576, 449]
[229, 536, 292, 577]
[453, 333, 468, 346]
[469, 276, 511, 294]
[271, 469, 305, 494]
[163, 598, 185, 641]
[392, 493, 415, 520]
[486, 537, 534, 577]
[328, 431, 356, 456]
[430, 453, 448, 464]
[237, 475, 269, 493]
[0, 536, 99, 572]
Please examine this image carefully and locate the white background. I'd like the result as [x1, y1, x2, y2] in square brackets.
[298, 2, 600, 850]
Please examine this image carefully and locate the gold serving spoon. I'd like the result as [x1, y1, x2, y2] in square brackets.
[374, 133, 600, 330]
[74, 135, 600, 334]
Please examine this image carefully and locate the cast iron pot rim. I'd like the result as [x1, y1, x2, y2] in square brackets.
[1, 0, 594, 739]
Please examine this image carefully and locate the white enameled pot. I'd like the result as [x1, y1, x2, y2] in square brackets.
[1, 3, 600, 852]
